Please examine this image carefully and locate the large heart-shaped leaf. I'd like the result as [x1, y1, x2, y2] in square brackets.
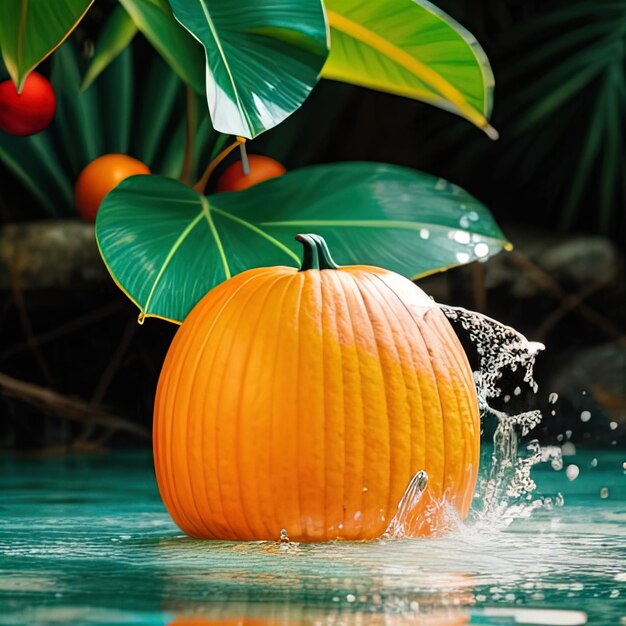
[168, 0, 329, 139]
[96, 163, 508, 324]
[322, 0, 496, 138]
[119, 0, 205, 94]
[0, 0, 93, 90]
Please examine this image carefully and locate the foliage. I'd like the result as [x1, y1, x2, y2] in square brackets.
[322, 0, 496, 137]
[169, 0, 329, 139]
[117, 0, 205, 94]
[0, 43, 224, 216]
[0, 0, 93, 91]
[96, 164, 507, 323]
[384, 0, 625, 239]
[0, 0, 506, 325]
[494, 0, 626, 234]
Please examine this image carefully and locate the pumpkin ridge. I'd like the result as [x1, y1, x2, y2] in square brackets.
[162, 279, 240, 537]
[221, 273, 289, 538]
[367, 275, 435, 504]
[427, 312, 466, 516]
[335, 271, 367, 539]
[318, 269, 327, 537]
[428, 319, 471, 515]
[291, 272, 305, 538]
[346, 271, 393, 536]
[267, 273, 300, 538]
[426, 316, 475, 515]
[161, 270, 277, 537]
[357, 272, 413, 528]
[193, 271, 274, 538]
[369, 275, 430, 525]
[429, 313, 480, 514]
[183, 281, 247, 537]
[369, 273, 446, 520]
[321, 270, 349, 537]
[420, 319, 452, 527]
[365, 272, 428, 531]
[298, 270, 327, 539]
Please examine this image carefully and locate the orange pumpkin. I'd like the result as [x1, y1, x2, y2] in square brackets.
[154, 234, 480, 541]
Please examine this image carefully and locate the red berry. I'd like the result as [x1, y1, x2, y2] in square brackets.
[0, 72, 56, 136]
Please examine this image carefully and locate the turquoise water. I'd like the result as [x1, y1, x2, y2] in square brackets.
[0, 449, 624, 626]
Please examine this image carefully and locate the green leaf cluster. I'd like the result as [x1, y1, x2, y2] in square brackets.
[0, 0, 507, 324]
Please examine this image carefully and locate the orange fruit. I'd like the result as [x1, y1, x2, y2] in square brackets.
[75, 154, 150, 221]
[217, 155, 286, 192]
[0, 72, 56, 136]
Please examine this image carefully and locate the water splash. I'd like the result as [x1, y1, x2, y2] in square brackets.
[383, 471, 429, 539]
[441, 306, 556, 530]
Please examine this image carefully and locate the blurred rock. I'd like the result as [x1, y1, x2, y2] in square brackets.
[0, 220, 107, 290]
[484, 227, 621, 298]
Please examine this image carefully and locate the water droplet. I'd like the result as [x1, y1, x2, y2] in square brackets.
[459, 215, 470, 228]
[453, 230, 471, 244]
[362, 486, 368, 492]
[514, 386, 521, 396]
[555, 493, 564, 506]
[548, 392, 559, 404]
[419, 228, 430, 239]
[610, 589, 621, 598]
[551, 410, 556, 416]
[561, 442, 576, 456]
[566, 465, 579, 481]
[565, 430, 572, 439]
[468, 210, 479, 221]
[354, 511, 361, 521]
[474, 242, 490, 258]
[580, 410, 591, 422]
[609, 421, 618, 430]
[435, 178, 447, 190]
[600, 487, 609, 498]
[456, 252, 470, 263]
[591, 458, 598, 467]
[346, 594, 356, 603]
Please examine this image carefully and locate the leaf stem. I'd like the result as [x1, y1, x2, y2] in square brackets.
[193, 136, 246, 194]
[180, 87, 197, 185]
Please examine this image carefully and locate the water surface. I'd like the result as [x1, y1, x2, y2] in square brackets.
[1, 449, 624, 625]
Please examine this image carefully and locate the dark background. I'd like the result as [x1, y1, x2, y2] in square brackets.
[1, 0, 624, 452]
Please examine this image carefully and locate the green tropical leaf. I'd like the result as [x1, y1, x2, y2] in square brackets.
[321, 0, 497, 138]
[81, 5, 137, 91]
[168, 0, 330, 139]
[0, 42, 226, 218]
[0, 0, 93, 90]
[119, 0, 205, 94]
[95, 163, 508, 324]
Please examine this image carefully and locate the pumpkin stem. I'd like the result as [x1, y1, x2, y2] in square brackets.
[296, 234, 340, 271]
